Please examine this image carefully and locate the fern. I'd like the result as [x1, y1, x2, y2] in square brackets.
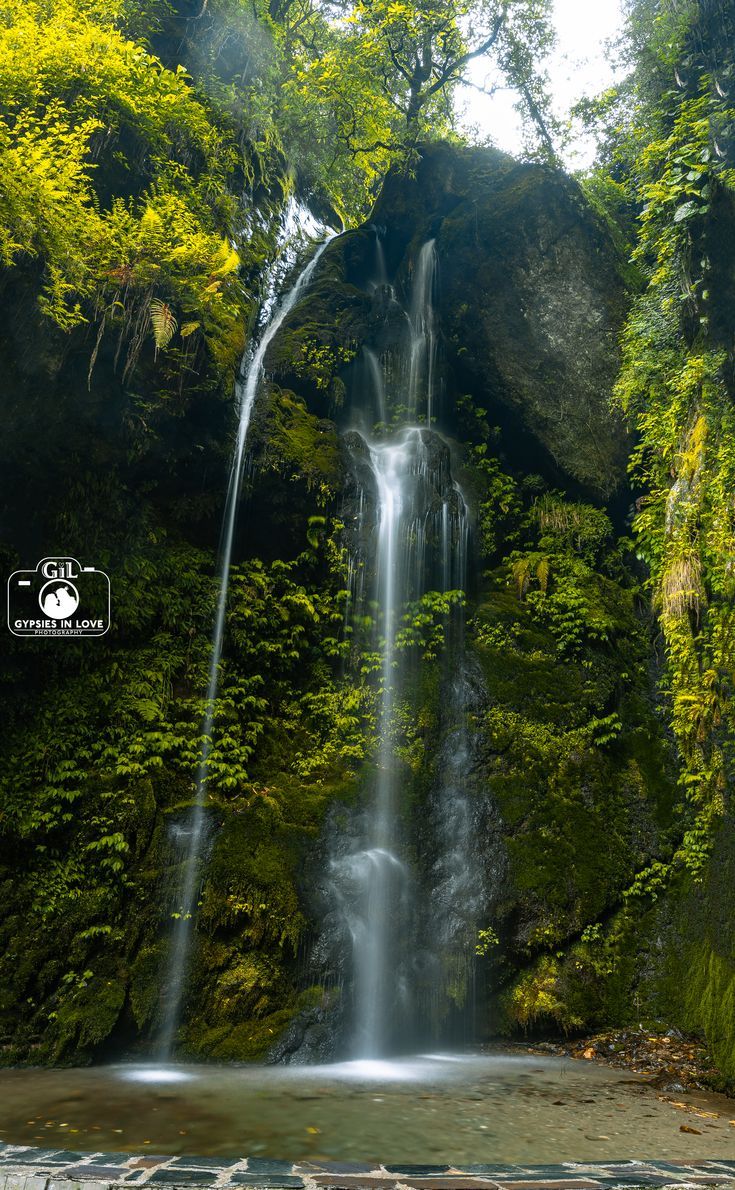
[150, 298, 177, 353]
[512, 556, 532, 599]
[536, 556, 550, 595]
[211, 238, 240, 277]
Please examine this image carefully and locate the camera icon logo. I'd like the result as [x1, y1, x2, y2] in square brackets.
[7, 557, 110, 637]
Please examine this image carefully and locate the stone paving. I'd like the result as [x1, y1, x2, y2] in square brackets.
[0, 1146, 733, 1190]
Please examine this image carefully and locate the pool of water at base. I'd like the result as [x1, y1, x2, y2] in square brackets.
[0, 1053, 733, 1165]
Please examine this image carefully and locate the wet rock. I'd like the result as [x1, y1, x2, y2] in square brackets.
[268, 1003, 343, 1066]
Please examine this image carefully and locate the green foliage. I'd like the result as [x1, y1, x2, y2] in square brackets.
[611, 2, 735, 877]
[472, 496, 675, 960]
[504, 955, 583, 1032]
[395, 590, 465, 660]
[0, 0, 254, 381]
[270, 0, 557, 218]
[468, 443, 523, 561]
[622, 859, 671, 904]
[466, 452, 679, 1043]
[258, 388, 342, 498]
[497, 903, 640, 1037]
[291, 340, 356, 390]
[0, 517, 376, 1061]
[476, 926, 499, 956]
[650, 818, 735, 1087]
[504, 496, 630, 658]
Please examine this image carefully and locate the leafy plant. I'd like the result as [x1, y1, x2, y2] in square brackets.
[150, 299, 178, 353]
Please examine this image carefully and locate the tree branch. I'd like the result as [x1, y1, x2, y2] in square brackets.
[424, 12, 506, 98]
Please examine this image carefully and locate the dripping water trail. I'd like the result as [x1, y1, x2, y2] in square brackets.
[157, 232, 334, 1061]
[408, 240, 437, 424]
[364, 348, 387, 426]
[421, 493, 484, 1042]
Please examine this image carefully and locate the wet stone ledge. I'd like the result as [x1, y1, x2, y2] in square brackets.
[0, 1147, 733, 1190]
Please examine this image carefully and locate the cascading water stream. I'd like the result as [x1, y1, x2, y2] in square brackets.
[157, 228, 334, 1061]
[352, 434, 414, 1056]
[331, 428, 473, 1058]
[417, 494, 487, 1041]
[322, 235, 487, 1062]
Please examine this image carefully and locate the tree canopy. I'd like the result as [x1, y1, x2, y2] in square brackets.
[0, 0, 557, 359]
[272, 0, 557, 208]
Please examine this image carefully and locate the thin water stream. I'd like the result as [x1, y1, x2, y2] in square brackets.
[408, 239, 438, 423]
[158, 222, 334, 1059]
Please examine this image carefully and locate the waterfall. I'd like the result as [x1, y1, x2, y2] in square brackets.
[157, 225, 334, 1061]
[314, 234, 489, 1060]
[330, 429, 468, 1057]
[355, 431, 419, 1055]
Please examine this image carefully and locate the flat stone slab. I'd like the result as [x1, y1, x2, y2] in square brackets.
[0, 1146, 732, 1190]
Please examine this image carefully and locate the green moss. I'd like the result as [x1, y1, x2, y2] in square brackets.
[470, 478, 680, 1041]
[641, 821, 735, 1087]
[500, 956, 583, 1033]
[188, 1015, 290, 1061]
[683, 945, 735, 1082]
[494, 816, 735, 1086]
[261, 387, 342, 493]
[52, 965, 127, 1061]
[474, 567, 675, 950]
[130, 943, 165, 1030]
[266, 252, 370, 410]
[201, 812, 307, 951]
[187, 989, 325, 1062]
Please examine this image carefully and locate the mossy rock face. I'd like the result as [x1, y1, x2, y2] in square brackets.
[640, 820, 735, 1087]
[264, 236, 371, 414]
[251, 387, 343, 496]
[471, 572, 676, 952]
[491, 821, 735, 1092]
[473, 553, 734, 1083]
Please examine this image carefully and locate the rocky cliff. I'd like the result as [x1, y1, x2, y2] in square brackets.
[1, 142, 733, 1088]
